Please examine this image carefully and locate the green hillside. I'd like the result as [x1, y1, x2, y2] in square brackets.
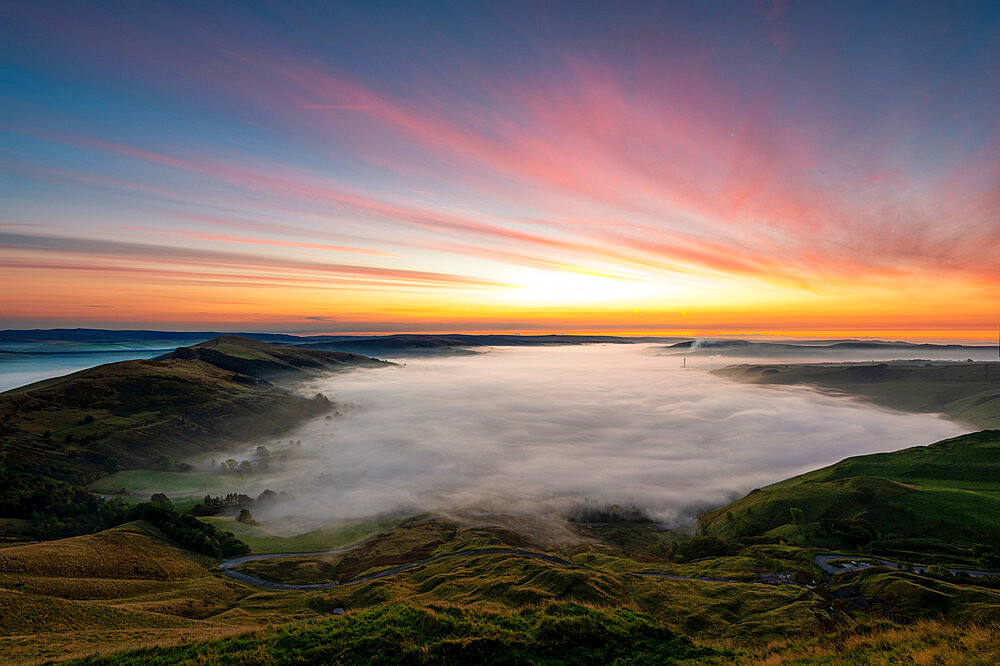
[0, 336, 387, 471]
[700, 430, 1000, 556]
[0, 337, 388, 543]
[713, 362, 1000, 429]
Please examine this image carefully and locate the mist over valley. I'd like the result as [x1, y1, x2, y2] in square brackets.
[166, 344, 968, 531]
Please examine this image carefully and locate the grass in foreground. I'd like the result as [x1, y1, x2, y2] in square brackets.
[740, 619, 1000, 664]
[68, 602, 719, 665]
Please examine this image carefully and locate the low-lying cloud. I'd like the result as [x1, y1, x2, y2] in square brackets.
[249, 344, 964, 530]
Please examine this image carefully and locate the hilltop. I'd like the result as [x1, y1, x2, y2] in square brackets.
[161, 334, 385, 380]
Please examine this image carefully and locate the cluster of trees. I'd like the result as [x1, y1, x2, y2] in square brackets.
[0, 464, 123, 539]
[190, 492, 255, 516]
[566, 503, 652, 524]
[214, 456, 264, 474]
[154, 454, 192, 472]
[208, 443, 299, 476]
[190, 488, 289, 517]
[128, 502, 249, 557]
[236, 508, 258, 525]
[0, 464, 248, 557]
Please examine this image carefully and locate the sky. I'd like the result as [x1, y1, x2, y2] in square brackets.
[2, 1, 999, 339]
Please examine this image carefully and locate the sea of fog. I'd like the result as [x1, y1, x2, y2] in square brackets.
[248, 344, 965, 531]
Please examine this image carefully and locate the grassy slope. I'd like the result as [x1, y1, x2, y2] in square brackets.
[69, 602, 717, 666]
[712, 362, 1000, 429]
[0, 517, 810, 663]
[0, 336, 387, 471]
[59, 608, 1000, 665]
[4, 515, 999, 664]
[700, 430, 1000, 549]
[0, 522, 254, 662]
[744, 619, 999, 665]
[224, 519, 833, 643]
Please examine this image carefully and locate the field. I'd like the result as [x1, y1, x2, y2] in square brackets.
[88, 470, 266, 513]
[199, 515, 404, 554]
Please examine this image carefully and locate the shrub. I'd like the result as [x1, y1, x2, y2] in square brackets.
[675, 536, 737, 562]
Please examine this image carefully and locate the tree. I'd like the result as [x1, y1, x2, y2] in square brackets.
[224, 459, 238, 472]
[789, 507, 805, 525]
[103, 456, 120, 475]
[254, 446, 270, 458]
[926, 564, 951, 580]
[237, 508, 257, 525]
[237, 460, 254, 474]
[157, 455, 174, 471]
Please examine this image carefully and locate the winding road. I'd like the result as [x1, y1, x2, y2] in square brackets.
[814, 554, 1000, 578]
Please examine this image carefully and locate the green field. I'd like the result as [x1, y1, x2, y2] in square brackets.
[89, 469, 259, 496]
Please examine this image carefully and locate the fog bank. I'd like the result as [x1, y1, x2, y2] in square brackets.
[249, 345, 963, 529]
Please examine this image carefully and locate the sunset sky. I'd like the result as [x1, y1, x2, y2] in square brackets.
[3, 1, 998, 340]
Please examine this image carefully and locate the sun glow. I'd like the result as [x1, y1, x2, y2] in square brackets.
[502, 268, 668, 306]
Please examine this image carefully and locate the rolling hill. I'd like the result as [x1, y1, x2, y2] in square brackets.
[0, 336, 387, 472]
[700, 430, 1000, 554]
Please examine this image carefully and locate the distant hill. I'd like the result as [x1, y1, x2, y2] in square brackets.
[713, 361, 1000, 429]
[0, 328, 307, 345]
[665, 338, 996, 360]
[0, 328, 687, 355]
[700, 430, 1000, 553]
[293, 333, 683, 355]
[0, 336, 388, 471]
